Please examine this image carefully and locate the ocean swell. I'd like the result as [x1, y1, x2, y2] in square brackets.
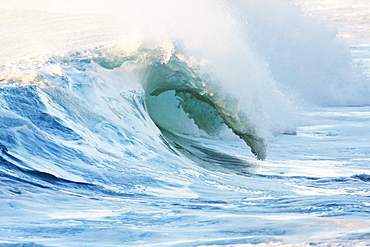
[2, 0, 367, 163]
[122, 52, 267, 160]
[0, 0, 368, 191]
[1, 1, 370, 246]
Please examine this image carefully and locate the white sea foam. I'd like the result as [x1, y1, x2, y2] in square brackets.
[1, 1, 370, 246]
[0, 0, 368, 155]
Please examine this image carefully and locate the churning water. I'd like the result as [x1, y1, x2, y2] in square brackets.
[0, 0, 370, 246]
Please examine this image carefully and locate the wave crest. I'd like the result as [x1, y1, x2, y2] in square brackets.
[115, 52, 267, 160]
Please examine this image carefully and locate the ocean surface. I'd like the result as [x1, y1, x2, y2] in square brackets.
[0, 0, 370, 246]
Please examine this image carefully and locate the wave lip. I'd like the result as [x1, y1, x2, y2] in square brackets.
[133, 53, 267, 160]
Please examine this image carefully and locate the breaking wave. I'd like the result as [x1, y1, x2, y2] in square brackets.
[1, 0, 370, 245]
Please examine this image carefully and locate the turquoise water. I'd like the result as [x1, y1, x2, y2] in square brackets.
[0, 1, 370, 246]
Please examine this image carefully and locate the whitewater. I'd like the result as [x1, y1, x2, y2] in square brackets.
[0, 0, 370, 246]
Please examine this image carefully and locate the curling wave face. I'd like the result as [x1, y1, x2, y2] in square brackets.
[95, 48, 268, 159]
[1, 0, 368, 163]
[1, 1, 370, 246]
[118, 51, 268, 159]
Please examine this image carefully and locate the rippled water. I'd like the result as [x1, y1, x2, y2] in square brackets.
[0, 1, 370, 246]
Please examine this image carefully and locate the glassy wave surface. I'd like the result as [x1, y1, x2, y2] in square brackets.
[0, 0, 369, 246]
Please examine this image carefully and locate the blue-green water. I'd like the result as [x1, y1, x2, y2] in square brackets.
[0, 1, 370, 246]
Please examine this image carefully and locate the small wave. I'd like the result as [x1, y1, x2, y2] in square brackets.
[352, 174, 370, 182]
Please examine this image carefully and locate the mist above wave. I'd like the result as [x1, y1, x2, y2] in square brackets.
[0, 0, 369, 147]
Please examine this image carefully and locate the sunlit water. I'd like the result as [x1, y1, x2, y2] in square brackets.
[0, 1, 370, 247]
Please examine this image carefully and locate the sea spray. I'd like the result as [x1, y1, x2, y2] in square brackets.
[0, 0, 368, 155]
[1, 1, 370, 246]
[230, 0, 370, 106]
